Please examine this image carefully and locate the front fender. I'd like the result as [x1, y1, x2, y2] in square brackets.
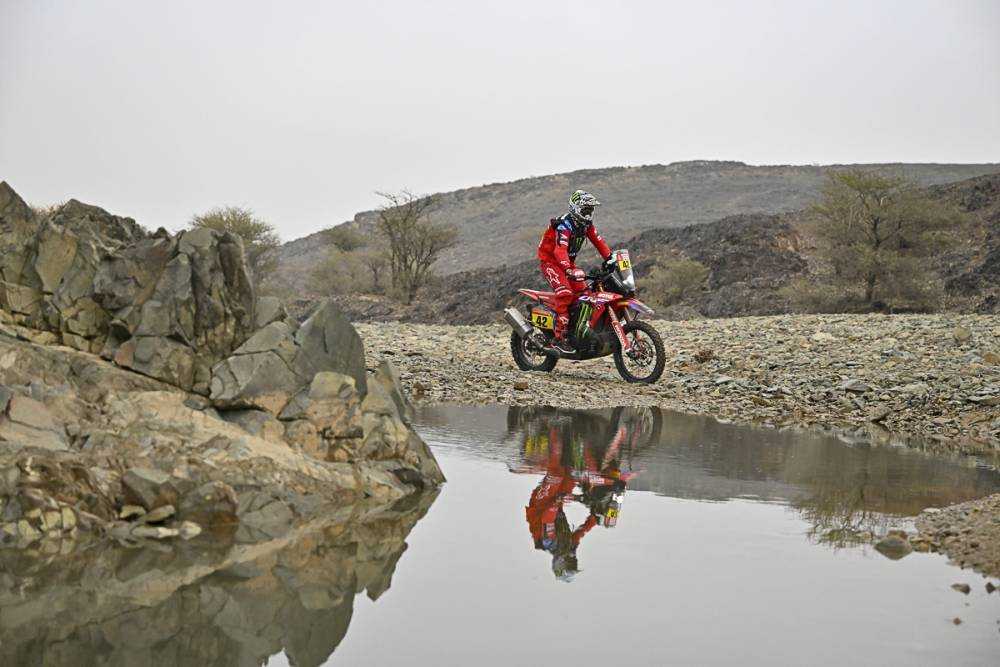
[614, 298, 655, 317]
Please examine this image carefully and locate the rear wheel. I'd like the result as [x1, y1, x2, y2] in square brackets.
[510, 330, 558, 372]
[613, 320, 665, 383]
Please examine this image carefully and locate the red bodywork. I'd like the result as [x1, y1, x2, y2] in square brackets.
[519, 288, 646, 353]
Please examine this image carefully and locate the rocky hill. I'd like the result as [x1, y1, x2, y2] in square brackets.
[312, 172, 1000, 324]
[932, 175, 1000, 311]
[270, 160, 1000, 296]
[0, 181, 443, 557]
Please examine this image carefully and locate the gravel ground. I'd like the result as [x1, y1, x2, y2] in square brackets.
[915, 495, 1000, 578]
[358, 314, 1000, 456]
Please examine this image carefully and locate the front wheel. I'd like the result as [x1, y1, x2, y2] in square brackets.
[613, 320, 666, 383]
[510, 331, 558, 372]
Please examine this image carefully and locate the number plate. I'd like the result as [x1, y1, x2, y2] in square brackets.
[530, 310, 554, 329]
[616, 250, 632, 271]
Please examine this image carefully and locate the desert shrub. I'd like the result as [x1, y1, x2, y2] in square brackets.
[645, 259, 709, 307]
[189, 206, 280, 286]
[324, 225, 367, 252]
[310, 248, 373, 296]
[778, 278, 861, 313]
[30, 202, 65, 218]
[779, 274, 943, 314]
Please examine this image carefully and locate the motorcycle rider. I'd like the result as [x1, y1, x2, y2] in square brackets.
[537, 190, 615, 354]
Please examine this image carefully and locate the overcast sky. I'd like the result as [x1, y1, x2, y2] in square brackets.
[1, 0, 997, 240]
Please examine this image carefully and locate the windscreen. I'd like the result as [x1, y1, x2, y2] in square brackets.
[615, 249, 635, 291]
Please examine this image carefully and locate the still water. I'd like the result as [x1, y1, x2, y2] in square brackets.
[1, 405, 999, 666]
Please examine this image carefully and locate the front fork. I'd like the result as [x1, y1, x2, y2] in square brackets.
[607, 308, 632, 352]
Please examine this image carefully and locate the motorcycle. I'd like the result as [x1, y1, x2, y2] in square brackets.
[503, 249, 666, 383]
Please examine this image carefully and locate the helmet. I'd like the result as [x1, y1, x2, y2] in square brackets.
[569, 190, 601, 224]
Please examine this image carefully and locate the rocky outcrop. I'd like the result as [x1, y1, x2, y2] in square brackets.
[0, 182, 443, 555]
[0, 182, 255, 391]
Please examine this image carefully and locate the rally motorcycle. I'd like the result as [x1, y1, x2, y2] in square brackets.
[504, 249, 666, 383]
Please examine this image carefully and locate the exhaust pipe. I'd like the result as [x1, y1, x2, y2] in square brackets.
[504, 307, 534, 338]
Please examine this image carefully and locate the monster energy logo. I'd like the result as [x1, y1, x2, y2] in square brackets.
[575, 302, 593, 340]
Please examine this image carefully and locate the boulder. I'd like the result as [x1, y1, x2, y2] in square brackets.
[113, 336, 197, 391]
[292, 301, 367, 397]
[0, 385, 11, 413]
[254, 296, 287, 329]
[178, 481, 239, 528]
[121, 467, 177, 510]
[874, 534, 912, 560]
[0, 182, 37, 286]
[370, 359, 413, 423]
[209, 302, 367, 417]
[209, 348, 301, 414]
[0, 281, 43, 317]
[357, 361, 444, 485]
[302, 372, 360, 433]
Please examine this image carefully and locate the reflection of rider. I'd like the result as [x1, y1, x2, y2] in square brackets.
[524, 423, 631, 581]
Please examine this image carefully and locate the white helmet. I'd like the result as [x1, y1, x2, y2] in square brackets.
[569, 190, 601, 224]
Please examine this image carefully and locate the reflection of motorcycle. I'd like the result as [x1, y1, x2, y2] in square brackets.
[508, 406, 660, 581]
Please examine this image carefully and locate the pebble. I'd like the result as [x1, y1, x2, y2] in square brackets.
[131, 525, 180, 540]
[119, 505, 146, 520]
[916, 494, 1000, 578]
[178, 521, 202, 540]
[138, 504, 175, 525]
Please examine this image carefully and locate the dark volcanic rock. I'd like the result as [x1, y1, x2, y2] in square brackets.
[319, 212, 808, 324]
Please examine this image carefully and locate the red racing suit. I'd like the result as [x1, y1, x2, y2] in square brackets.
[537, 214, 612, 339]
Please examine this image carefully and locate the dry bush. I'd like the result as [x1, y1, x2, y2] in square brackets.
[324, 225, 367, 252]
[645, 259, 709, 307]
[30, 201, 66, 218]
[778, 278, 860, 313]
[189, 206, 280, 286]
[310, 248, 373, 296]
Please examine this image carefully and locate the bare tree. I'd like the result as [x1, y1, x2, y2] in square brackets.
[375, 190, 458, 303]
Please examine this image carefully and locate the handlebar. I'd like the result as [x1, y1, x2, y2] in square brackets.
[586, 264, 615, 282]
